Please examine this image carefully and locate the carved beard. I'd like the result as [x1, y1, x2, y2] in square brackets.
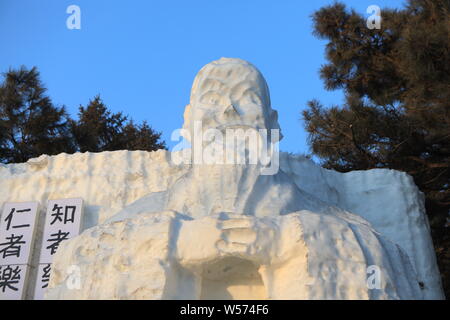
[166, 134, 326, 219]
[167, 142, 266, 218]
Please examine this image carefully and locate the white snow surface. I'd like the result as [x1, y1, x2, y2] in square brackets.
[0, 58, 444, 299]
[0, 150, 444, 299]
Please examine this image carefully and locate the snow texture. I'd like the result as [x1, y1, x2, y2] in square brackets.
[0, 58, 443, 299]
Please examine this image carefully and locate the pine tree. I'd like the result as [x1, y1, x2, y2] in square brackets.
[303, 0, 449, 297]
[71, 95, 166, 152]
[0, 67, 166, 163]
[0, 66, 74, 163]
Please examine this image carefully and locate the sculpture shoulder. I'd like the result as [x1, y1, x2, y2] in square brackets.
[105, 191, 170, 224]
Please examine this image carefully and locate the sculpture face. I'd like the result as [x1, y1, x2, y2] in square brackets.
[183, 58, 282, 142]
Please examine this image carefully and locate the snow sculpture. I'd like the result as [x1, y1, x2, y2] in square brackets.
[46, 58, 430, 300]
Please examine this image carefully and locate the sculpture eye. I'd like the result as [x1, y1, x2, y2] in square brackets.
[200, 92, 222, 105]
[239, 91, 263, 106]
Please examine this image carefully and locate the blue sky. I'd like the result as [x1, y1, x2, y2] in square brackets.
[0, 0, 405, 154]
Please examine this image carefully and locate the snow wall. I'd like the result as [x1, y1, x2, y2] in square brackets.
[0, 150, 444, 299]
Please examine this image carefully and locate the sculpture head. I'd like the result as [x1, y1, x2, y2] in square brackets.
[182, 58, 282, 142]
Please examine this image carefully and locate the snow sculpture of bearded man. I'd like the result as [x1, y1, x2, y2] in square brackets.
[46, 58, 423, 300]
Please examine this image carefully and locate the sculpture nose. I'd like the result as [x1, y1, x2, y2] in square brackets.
[223, 104, 240, 117]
